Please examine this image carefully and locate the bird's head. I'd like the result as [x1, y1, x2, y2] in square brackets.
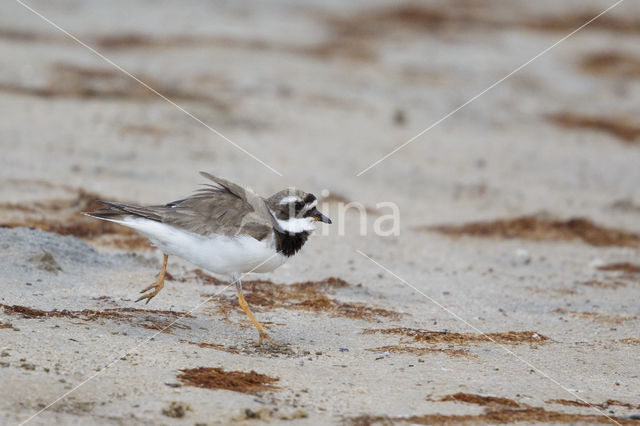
[266, 189, 332, 234]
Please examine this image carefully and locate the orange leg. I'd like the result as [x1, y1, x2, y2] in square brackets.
[136, 254, 168, 304]
[236, 285, 277, 345]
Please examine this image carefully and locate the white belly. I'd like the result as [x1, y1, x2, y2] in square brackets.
[121, 217, 288, 276]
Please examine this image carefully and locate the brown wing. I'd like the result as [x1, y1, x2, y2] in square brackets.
[86, 173, 275, 240]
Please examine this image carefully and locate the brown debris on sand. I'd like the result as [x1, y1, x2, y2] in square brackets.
[368, 345, 473, 359]
[1, 305, 54, 318]
[597, 262, 640, 275]
[424, 214, 640, 247]
[180, 340, 240, 355]
[439, 393, 522, 408]
[1, 304, 191, 319]
[205, 277, 400, 321]
[549, 112, 640, 143]
[0, 304, 192, 333]
[579, 280, 626, 290]
[349, 408, 636, 425]
[118, 123, 172, 139]
[0, 188, 149, 249]
[325, 5, 640, 40]
[580, 51, 640, 79]
[363, 329, 547, 360]
[527, 13, 640, 34]
[547, 398, 639, 410]
[363, 328, 550, 345]
[0, 63, 229, 111]
[554, 308, 637, 324]
[0, 28, 60, 43]
[576, 263, 640, 290]
[177, 367, 279, 394]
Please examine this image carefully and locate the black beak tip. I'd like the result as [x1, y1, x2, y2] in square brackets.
[313, 211, 332, 224]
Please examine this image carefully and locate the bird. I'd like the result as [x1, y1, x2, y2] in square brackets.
[83, 172, 331, 344]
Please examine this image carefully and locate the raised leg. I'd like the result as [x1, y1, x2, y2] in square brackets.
[235, 278, 277, 345]
[136, 253, 168, 304]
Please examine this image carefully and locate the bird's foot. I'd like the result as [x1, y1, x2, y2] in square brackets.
[135, 281, 163, 304]
[259, 331, 280, 347]
[136, 254, 168, 304]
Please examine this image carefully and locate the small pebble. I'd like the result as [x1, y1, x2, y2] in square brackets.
[375, 351, 390, 360]
[392, 109, 407, 125]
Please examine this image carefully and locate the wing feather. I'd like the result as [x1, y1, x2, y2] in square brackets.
[84, 173, 278, 240]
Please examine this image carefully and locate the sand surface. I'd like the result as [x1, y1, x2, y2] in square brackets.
[1, 0, 640, 424]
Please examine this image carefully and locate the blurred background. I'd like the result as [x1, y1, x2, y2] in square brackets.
[1, 0, 638, 228]
[1, 1, 640, 424]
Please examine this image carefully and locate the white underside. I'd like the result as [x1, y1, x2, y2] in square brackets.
[112, 217, 288, 277]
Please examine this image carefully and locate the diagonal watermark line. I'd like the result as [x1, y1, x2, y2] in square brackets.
[18, 252, 282, 426]
[14, 0, 283, 177]
[356, 249, 622, 426]
[356, 0, 625, 176]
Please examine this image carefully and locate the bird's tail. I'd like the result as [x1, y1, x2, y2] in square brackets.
[82, 201, 162, 223]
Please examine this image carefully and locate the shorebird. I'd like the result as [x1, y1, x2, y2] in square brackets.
[83, 172, 331, 344]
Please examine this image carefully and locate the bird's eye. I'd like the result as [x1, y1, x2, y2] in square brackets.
[294, 201, 304, 211]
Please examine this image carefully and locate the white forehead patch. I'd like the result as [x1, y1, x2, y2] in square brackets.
[279, 195, 301, 205]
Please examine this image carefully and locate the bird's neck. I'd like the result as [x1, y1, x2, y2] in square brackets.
[274, 230, 310, 257]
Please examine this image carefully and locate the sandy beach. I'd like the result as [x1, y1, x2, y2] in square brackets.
[1, 0, 640, 424]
